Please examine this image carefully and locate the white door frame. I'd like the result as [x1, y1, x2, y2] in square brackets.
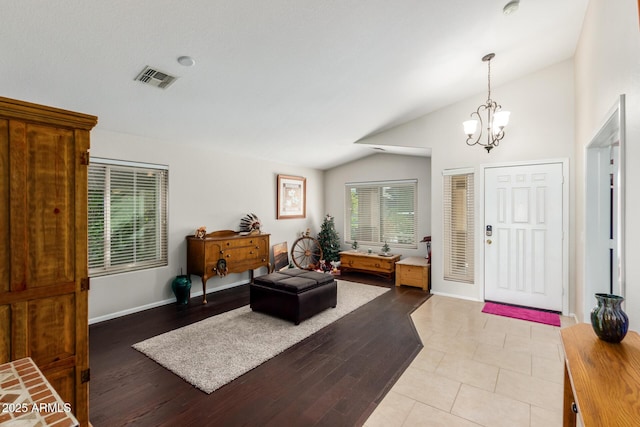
[479, 158, 570, 315]
[584, 95, 625, 321]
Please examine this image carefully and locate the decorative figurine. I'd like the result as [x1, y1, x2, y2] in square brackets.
[420, 235, 431, 261]
[239, 213, 262, 234]
[195, 226, 206, 239]
[381, 241, 390, 255]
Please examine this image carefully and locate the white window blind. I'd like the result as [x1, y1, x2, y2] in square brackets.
[88, 158, 168, 277]
[345, 180, 417, 248]
[443, 170, 475, 283]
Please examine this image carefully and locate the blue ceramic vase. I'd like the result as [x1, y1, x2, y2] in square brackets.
[590, 293, 629, 343]
[172, 275, 192, 305]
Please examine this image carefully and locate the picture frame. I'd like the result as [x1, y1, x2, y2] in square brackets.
[272, 242, 290, 271]
[277, 174, 306, 219]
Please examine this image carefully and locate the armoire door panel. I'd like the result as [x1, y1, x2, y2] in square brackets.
[0, 282, 75, 305]
[9, 300, 28, 360]
[27, 124, 76, 287]
[8, 121, 28, 292]
[28, 294, 76, 366]
[0, 305, 9, 362]
[44, 364, 76, 414]
[0, 119, 9, 293]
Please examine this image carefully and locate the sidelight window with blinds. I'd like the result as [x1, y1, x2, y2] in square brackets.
[345, 180, 417, 248]
[88, 158, 168, 277]
[443, 169, 475, 283]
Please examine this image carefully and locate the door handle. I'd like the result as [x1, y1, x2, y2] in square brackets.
[486, 239, 492, 245]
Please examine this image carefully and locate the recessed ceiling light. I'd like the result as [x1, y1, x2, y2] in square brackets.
[503, 0, 520, 15]
[177, 56, 195, 67]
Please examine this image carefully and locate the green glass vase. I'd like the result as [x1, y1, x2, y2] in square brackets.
[590, 293, 629, 343]
[171, 275, 192, 305]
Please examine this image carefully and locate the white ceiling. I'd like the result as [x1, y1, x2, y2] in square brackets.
[1, 0, 588, 170]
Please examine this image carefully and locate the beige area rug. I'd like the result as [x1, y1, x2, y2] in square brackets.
[133, 280, 389, 393]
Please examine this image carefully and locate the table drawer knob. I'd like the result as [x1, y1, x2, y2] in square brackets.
[572, 402, 578, 413]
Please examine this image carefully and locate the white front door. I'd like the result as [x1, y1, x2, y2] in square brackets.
[484, 163, 564, 311]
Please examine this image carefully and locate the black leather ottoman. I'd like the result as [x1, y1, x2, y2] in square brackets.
[250, 269, 337, 325]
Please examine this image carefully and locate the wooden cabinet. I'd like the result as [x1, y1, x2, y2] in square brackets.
[0, 97, 97, 426]
[339, 251, 401, 279]
[187, 230, 270, 303]
[395, 257, 430, 291]
[561, 323, 640, 426]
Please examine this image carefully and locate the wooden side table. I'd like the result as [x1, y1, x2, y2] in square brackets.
[560, 323, 640, 426]
[395, 257, 430, 291]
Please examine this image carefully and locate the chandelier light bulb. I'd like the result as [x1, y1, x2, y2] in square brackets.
[493, 110, 511, 131]
[463, 120, 478, 137]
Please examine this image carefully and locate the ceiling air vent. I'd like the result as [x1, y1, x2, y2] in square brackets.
[134, 66, 178, 89]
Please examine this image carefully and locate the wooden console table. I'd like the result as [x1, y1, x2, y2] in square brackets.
[339, 251, 400, 279]
[186, 230, 270, 303]
[395, 256, 430, 291]
[561, 323, 640, 426]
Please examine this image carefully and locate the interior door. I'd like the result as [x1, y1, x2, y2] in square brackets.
[484, 163, 564, 311]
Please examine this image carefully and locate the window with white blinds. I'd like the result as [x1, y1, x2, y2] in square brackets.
[88, 158, 168, 277]
[443, 170, 475, 283]
[345, 180, 417, 248]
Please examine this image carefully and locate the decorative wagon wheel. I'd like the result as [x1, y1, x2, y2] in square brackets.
[290, 236, 323, 270]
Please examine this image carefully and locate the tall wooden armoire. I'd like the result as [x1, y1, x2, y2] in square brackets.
[0, 97, 97, 425]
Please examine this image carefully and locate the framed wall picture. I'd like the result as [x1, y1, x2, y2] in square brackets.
[277, 174, 306, 219]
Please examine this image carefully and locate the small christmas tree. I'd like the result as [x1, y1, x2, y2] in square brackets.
[317, 214, 341, 262]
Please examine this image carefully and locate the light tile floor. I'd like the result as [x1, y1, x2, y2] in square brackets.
[364, 295, 576, 427]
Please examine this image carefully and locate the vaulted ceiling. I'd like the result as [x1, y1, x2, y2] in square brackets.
[1, 0, 588, 169]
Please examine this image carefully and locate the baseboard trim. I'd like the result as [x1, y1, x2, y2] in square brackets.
[430, 290, 483, 302]
[88, 280, 245, 325]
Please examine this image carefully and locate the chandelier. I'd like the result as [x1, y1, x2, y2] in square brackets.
[463, 53, 510, 153]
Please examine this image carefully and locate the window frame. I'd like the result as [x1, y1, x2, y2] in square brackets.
[88, 157, 169, 277]
[344, 179, 418, 249]
[442, 168, 475, 284]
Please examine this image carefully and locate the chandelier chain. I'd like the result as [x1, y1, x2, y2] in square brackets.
[487, 58, 491, 101]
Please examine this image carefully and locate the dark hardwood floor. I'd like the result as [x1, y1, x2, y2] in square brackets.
[89, 273, 431, 427]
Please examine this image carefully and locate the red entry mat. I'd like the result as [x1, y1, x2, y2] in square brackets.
[482, 302, 561, 327]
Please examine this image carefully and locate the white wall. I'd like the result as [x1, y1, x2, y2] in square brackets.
[355, 60, 576, 305]
[324, 153, 431, 258]
[574, 0, 640, 329]
[89, 130, 324, 323]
